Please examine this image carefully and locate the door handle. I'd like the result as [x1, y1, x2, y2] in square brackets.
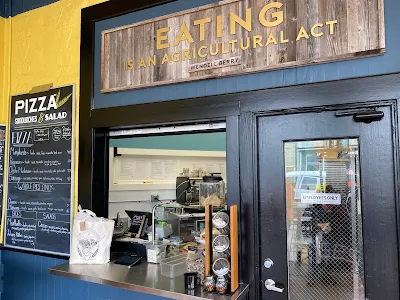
[265, 279, 284, 293]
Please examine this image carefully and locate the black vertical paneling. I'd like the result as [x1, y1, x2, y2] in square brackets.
[11, 0, 58, 16]
[226, 116, 240, 209]
[0, 0, 59, 17]
[91, 128, 109, 217]
[239, 112, 259, 299]
[226, 116, 242, 280]
[0, 0, 10, 18]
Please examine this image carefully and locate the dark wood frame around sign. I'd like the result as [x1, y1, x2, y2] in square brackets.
[79, 1, 400, 299]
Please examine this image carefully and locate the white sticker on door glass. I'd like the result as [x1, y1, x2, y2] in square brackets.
[301, 193, 341, 205]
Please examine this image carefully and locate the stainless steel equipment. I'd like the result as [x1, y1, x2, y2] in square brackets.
[176, 176, 201, 205]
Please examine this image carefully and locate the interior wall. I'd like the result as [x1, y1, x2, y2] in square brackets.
[109, 132, 227, 218]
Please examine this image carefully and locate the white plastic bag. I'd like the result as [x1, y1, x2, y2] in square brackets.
[70, 206, 115, 264]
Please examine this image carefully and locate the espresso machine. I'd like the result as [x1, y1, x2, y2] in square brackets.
[176, 176, 201, 206]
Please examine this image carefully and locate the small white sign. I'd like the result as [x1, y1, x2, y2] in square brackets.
[188, 56, 241, 72]
[301, 193, 341, 205]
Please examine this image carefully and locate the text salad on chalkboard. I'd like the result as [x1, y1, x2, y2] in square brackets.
[5, 85, 75, 256]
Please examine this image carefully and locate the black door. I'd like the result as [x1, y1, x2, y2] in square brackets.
[258, 103, 399, 300]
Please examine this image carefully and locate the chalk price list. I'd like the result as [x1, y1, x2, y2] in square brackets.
[6, 130, 72, 249]
[6, 197, 71, 248]
[6, 139, 72, 249]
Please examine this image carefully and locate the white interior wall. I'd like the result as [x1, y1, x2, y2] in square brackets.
[108, 148, 226, 218]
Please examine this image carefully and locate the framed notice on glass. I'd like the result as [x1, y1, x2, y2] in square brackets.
[4, 85, 75, 256]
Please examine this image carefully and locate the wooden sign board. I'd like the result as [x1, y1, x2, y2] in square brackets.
[101, 0, 385, 93]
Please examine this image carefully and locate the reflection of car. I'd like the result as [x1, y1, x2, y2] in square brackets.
[286, 170, 355, 210]
[286, 171, 321, 200]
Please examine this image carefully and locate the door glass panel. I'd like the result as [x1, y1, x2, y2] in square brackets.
[285, 139, 365, 300]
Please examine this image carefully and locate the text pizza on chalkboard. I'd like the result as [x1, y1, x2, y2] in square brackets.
[4, 85, 75, 256]
[0, 125, 5, 232]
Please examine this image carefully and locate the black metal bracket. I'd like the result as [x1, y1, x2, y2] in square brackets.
[335, 108, 384, 123]
[353, 111, 384, 123]
[113, 147, 121, 157]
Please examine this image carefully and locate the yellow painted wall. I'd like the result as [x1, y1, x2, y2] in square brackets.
[0, 17, 10, 124]
[0, 0, 108, 241]
[10, 0, 107, 95]
[0, 17, 11, 242]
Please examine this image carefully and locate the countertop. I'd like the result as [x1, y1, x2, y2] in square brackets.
[49, 261, 248, 300]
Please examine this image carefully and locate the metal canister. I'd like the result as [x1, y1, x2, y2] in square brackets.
[212, 235, 230, 254]
[212, 258, 230, 277]
[212, 212, 230, 234]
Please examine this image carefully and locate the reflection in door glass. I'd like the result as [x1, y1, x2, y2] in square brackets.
[285, 139, 365, 300]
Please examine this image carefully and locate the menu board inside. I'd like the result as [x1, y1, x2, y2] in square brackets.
[0, 125, 5, 234]
[4, 85, 74, 256]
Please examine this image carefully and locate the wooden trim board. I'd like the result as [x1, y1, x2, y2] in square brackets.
[230, 205, 239, 292]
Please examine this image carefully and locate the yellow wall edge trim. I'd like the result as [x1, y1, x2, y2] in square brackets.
[0, 16, 12, 244]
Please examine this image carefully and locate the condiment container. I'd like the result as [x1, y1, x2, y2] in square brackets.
[204, 275, 215, 292]
[212, 235, 230, 253]
[184, 272, 198, 289]
[160, 254, 187, 278]
[216, 276, 228, 294]
[212, 212, 230, 234]
[145, 242, 167, 264]
[199, 173, 225, 207]
[212, 258, 230, 277]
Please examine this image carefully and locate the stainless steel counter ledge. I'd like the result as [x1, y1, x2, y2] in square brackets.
[48, 262, 249, 300]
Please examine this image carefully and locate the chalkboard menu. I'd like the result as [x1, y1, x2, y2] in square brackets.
[0, 125, 5, 231]
[4, 85, 74, 256]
